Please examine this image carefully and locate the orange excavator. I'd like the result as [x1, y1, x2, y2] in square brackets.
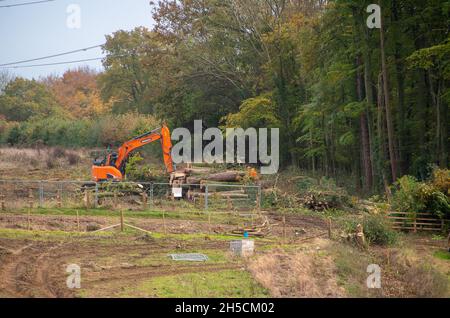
[91, 124, 175, 182]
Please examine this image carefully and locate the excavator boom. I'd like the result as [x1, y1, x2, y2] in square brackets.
[92, 124, 174, 182]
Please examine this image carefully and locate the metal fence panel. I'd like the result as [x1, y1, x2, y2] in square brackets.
[0, 180, 261, 212]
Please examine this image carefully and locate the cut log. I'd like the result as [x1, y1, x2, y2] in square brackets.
[187, 171, 246, 186]
[187, 190, 248, 199]
[205, 171, 245, 182]
[186, 177, 203, 185]
[184, 167, 213, 175]
[191, 192, 249, 199]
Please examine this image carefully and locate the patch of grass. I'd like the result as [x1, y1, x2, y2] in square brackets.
[119, 269, 269, 298]
[332, 244, 373, 297]
[433, 250, 450, 261]
[8, 207, 245, 225]
[403, 263, 448, 297]
[431, 234, 446, 241]
[0, 228, 114, 240]
[151, 232, 239, 241]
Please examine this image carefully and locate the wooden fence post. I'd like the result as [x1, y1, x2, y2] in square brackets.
[57, 188, 62, 208]
[76, 210, 80, 232]
[0, 194, 5, 211]
[208, 212, 212, 234]
[413, 214, 417, 233]
[162, 210, 167, 234]
[142, 192, 147, 210]
[39, 181, 44, 207]
[327, 218, 332, 239]
[256, 192, 260, 211]
[120, 209, 124, 232]
[28, 189, 33, 230]
[84, 191, 91, 209]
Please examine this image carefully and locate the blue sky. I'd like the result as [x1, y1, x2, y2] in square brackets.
[0, 0, 154, 79]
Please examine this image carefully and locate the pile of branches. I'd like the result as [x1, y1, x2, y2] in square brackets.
[229, 217, 272, 237]
[301, 193, 331, 211]
[300, 190, 351, 211]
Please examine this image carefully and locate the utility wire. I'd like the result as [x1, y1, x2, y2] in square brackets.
[0, 44, 104, 67]
[0, 0, 56, 8]
[0, 54, 129, 69]
[0, 57, 104, 69]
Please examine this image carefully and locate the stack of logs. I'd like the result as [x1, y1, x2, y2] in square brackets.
[183, 167, 251, 202]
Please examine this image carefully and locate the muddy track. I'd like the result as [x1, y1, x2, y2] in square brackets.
[0, 213, 236, 234]
[0, 237, 236, 298]
[81, 263, 241, 288]
[0, 241, 71, 298]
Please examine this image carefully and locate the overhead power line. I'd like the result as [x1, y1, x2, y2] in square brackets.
[0, 57, 104, 69]
[0, 0, 56, 8]
[0, 44, 104, 67]
[0, 54, 130, 69]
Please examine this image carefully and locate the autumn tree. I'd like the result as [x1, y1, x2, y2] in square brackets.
[45, 67, 109, 118]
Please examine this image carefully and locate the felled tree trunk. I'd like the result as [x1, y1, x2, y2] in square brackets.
[204, 171, 245, 182]
[187, 171, 245, 184]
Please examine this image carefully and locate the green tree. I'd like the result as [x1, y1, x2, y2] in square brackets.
[0, 78, 61, 121]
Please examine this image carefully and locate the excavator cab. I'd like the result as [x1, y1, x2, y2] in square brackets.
[92, 157, 105, 167]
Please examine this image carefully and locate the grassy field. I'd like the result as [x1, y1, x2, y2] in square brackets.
[0, 148, 448, 298]
[0, 210, 448, 298]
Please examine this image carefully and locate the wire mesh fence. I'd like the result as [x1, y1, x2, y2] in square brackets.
[0, 180, 261, 213]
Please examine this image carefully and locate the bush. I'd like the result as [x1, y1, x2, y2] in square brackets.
[52, 147, 66, 158]
[0, 112, 159, 148]
[67, 152, 81, 165]
[345, 214, 398, 246]
[392, 172, 450, 219]
[362, 215, 398, 246]
[391, 176, 425, 212]
[46, 157, 56, 169]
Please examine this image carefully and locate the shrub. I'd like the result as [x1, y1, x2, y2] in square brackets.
[67, 152, 81, 165]
[46, 157, 56, 169]
[345, 214, 398, 246]
[0, 112, 159, 148]
[124, 153, 146, 181]
[362, 215, 398, 246]
[391, 176, 425, 212]
[52, 147, 66, 158]
[392, 173, 450, 219]
[431, 168, 450, 194]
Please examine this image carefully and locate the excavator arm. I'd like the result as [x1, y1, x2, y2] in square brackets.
[92, 124, 174, 182]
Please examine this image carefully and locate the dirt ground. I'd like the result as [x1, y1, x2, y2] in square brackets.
[0, 211, 448, 298]
[0, 211, 332, 298]
[0, 211, 329, 239]
[0, 235, 236, 298]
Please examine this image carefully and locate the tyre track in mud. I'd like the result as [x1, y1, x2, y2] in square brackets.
[0, 241, 68, 298]
[0, 237, 236, 298]
[80, 263, 242, 291]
